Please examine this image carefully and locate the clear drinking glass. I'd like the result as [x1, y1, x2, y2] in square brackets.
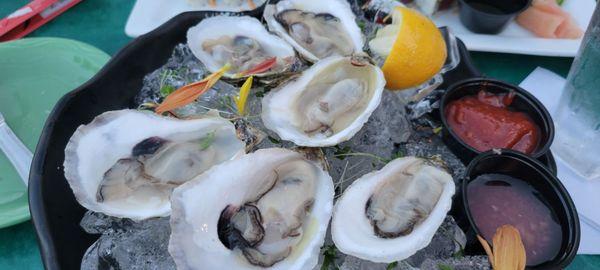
[553, 4, 600, 181]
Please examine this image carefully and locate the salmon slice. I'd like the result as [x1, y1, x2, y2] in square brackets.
[516, 0, 583, 39]
[556, 18, 585, 39]
[517, 7, 565, 38]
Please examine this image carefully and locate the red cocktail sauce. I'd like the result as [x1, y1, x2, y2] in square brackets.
[467, 174, 562, 266]
[444, 91, 540, 154]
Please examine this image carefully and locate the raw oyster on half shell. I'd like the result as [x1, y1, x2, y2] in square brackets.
[168, 148, 334, 269]
[63, 109, 244, 220]
[264, 0, 364, 62]
[332, 156, 455, 263]
[261, 56, 385, 147]
[187, 15, 296, 78]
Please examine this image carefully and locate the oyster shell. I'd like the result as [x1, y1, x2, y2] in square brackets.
[261, 56, 385, 147]
[169, 148, 334, 269]
[64, 110, 244, 220]
[331, 157, 455, 263]
[187, 15, 296, 78]
[264, 0, 364, 62]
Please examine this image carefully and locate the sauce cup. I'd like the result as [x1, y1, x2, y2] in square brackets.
[455, 149, 579, 268]
[439, 78, 555, 166]
[458, 0, 531, 34]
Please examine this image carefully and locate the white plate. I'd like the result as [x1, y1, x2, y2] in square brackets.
[125, 0, 266, 37]
[433, 0, 596, 57]
[125, 0, 596, 54]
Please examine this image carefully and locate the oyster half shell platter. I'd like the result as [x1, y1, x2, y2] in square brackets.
[30, 1, 578, 270]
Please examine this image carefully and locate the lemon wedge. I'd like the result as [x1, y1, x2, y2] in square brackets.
[369, 7, 447, 90]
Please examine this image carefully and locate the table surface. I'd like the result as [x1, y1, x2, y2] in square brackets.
[0, 0, 598, 269]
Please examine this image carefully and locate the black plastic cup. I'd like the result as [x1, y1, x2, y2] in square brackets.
[458, 0, 531, 34]
[439, 78, 555, 167]
[453, 150, 580, 269]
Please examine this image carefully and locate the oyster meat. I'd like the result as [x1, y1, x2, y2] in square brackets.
[64, 110, 244, 220]
[169, 148, 334, 269]
[187, 15, 296, 78]
[264, 0, 364, 62]
[261, 56, 385, 147]
[331, 157, 455, 263]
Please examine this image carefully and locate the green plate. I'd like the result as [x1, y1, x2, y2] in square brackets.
[0, 37, 109, 229]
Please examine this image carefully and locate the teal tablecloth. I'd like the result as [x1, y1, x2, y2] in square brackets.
[0, 0, 598, 269]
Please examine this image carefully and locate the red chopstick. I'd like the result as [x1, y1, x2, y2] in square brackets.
[0, 0, 83, 42]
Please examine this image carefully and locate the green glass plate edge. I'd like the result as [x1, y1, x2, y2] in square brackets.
[0, 37, 110, 229]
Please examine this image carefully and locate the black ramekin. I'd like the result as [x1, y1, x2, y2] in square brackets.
[439, 78, 555, 166]
[455, 150, 580, 269]
[458, 0, 532, 34]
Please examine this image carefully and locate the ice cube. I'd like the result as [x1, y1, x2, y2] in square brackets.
[80, 212, 175, 270]
[419, 256, 492, 270]
[404, 216, 466, 267]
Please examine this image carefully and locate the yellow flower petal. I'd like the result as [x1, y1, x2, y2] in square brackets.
[235, 76, 253, 116]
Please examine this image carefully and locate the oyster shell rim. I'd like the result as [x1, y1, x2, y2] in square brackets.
[63, 109, 245, 220]
[263, 0, 365, 63]
[331, 156, 456, 263]
[186, 15, 297, 78]
[260, 56, 386, 147]
[168, 148, 335, 270]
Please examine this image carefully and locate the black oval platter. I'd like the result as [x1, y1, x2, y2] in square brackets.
[28, 5, 557, 270]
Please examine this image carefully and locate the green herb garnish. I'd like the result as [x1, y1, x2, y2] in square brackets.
[320, 245, 339, 270]
[268, 136, 281, 144]
[333, 146, 352, 160]
[160, 85, 176, 97]
[199, 131, 216, 150]
[452, 248, 464, 258]
[388, 151, 404, 162]
[158, 69, 178, 97]
[387, 261, 398, 270]
[438, 264, 454, 270]
[357, 20, 366, 32]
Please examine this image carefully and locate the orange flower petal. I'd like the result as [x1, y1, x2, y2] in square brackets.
[478, 225, 526, 270]
[155, 64, 231, 114]
[477, 235, 495, 266]
[155, 80, 209, 114]
[492, 225, 526, 270]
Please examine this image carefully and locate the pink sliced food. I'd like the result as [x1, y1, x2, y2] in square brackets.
[516, 0, 583, 39]
[517, 7, 565, 38]
[556, 18, 585, 38]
